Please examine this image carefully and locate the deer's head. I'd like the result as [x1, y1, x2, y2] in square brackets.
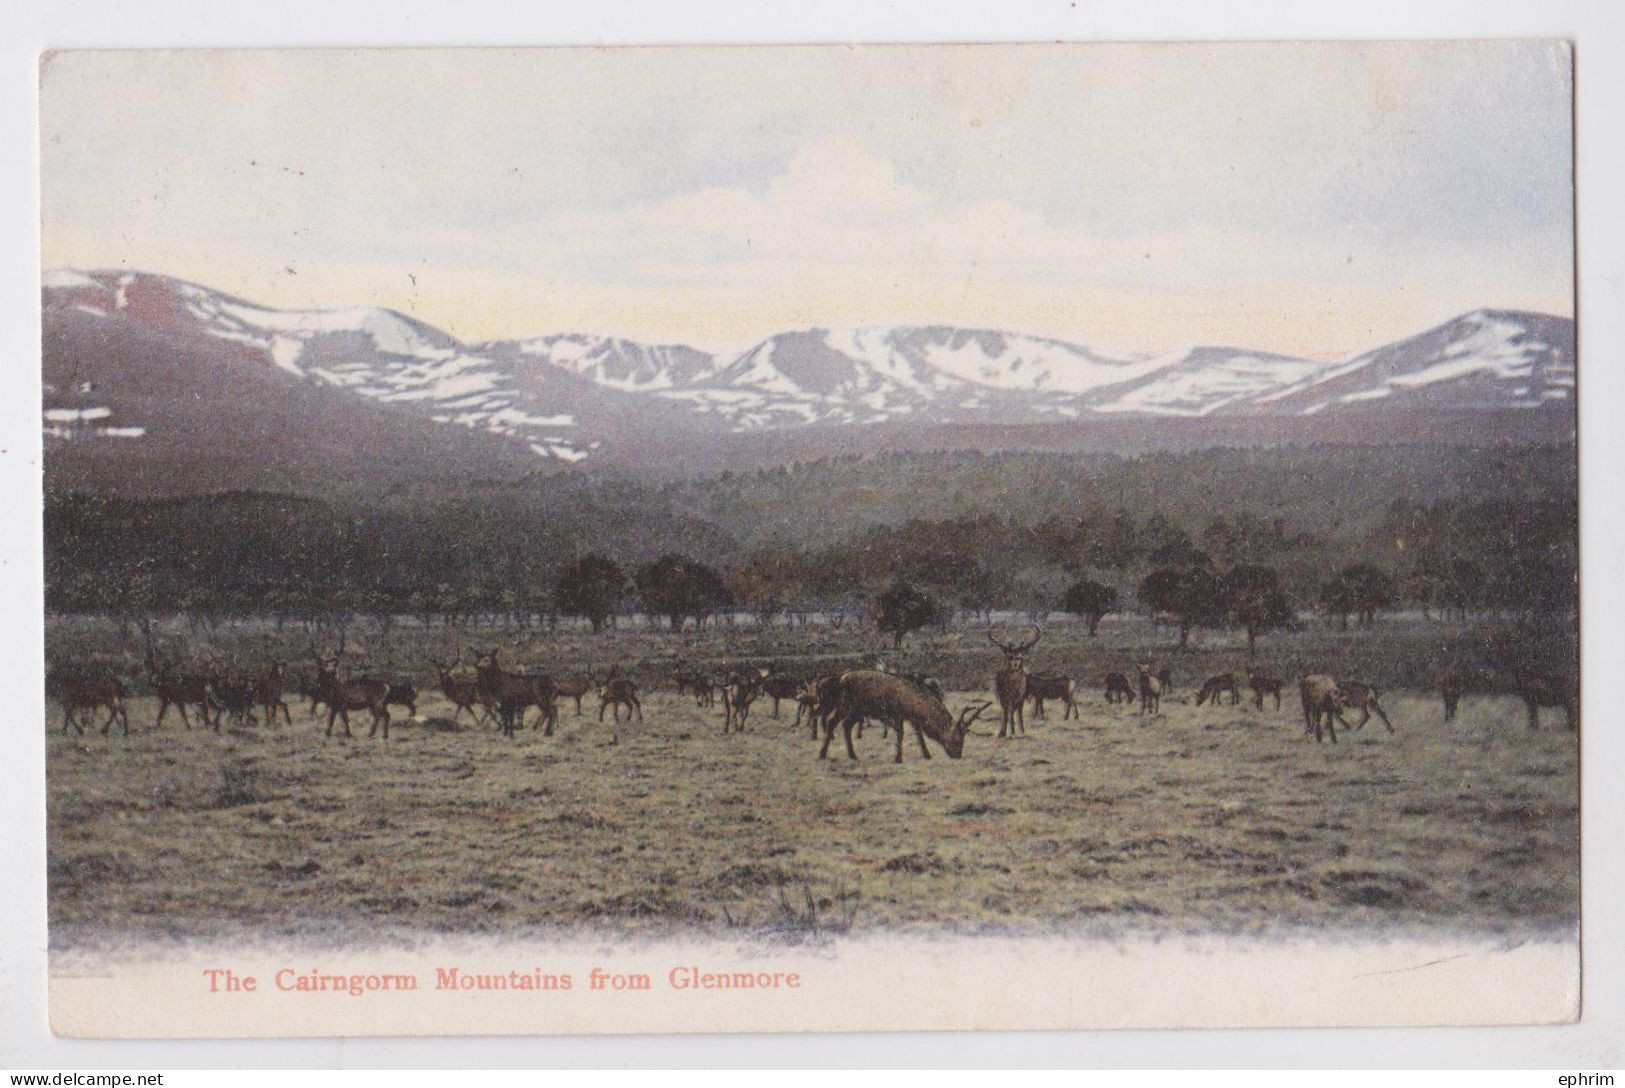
[941, 700, 993, 758]
[988, 626, 1042, 669]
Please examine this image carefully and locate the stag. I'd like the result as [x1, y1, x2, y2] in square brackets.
[471, 649, 556, 737]
[598, 667, 642, 726]
[721, 670, 762, 734]
[1026, 672, 1079, 720]
[1136, 663, 1162, 715]
[1300, 674, 1341, 743]
[1194, 672, 1242, 707]
[1246, 669, 1283, 711]
[310, 637, 392, 739]
[819, 670, 990, 763]
[988, 626, 1042, 738]
[47, 669, 130, 736]
[140, 624, 214, 730]
[429, 655, 496, 727]
[1102, 672, 1136, 705]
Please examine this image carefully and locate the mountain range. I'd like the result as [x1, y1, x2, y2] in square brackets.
[41, 268, 1576, 491]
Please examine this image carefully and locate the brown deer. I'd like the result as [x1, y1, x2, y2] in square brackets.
[1194, 672, 1242, 707]
[598, 668, 643, 726]
[691, 675, 717, 707]
[1438, 669, 1465, 723]
[47, 669, 130, 736]
[383, 679, 419, 718]
[1103, 671, 1136, 704]
[310, 638, 392, 739]
[794, 674, 840, 738]
[818, 670, 990, 763]
[553, 668, 597, 715]
[1512, 670, 1577, 730]
[1336, 682, 1394, 733]
[761, 668, 804, 718]
[1300, 674, 1341, 743]
[988, 626, 1042, 737]
[429, 655, 496, 727]
[1136, 663, 1162, 715]
[1246, 669, 1283, 711]
[254, 661, 293, 727]
[140, 624, 214, 730]
[471, 648, 553, 737]
[1026, 672, 1079, 720]
[206, 674, 260, 729]
[721, 669, 762, 733]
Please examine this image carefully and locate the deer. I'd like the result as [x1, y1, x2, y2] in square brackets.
[691, 675, 717, 707]
[721, 669, 762, 733]
[1026, 672, 1079, 720]
[1102, 672, 1136, 704]
[761, 668, 805, 718]
[140, 623, 214, 730]
[818, 670, 991, 763]
[598, 667, 642, 726]
[794, 674, 841, 738]
[1438, 669, 1465, 723]
[384, 679, 419, 719]
[310, 636, 392, 739]
[253, 661, 293, 727]
[1335, 682, 1395, 733]
[1512, 670, 1577, 731]
[471, 648, 553, 737]
[988, 626, 1042, 738]
[1136, 663, 1162, 715]
[1246, 669, 1283, 711]
[1194, 672, 1242, 707]
[429, 655, 496, 728]
[206, 673, 260, 729]
[552, 668, 597, 715]
[1300, 674, 1341, 743]
[46, 669, 130, 736]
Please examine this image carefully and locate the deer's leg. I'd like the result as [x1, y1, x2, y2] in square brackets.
[1373, 700, 1394, 733]
[842, 715, 859, 761]
[1526, 699, 1540, 730]
[633, 696, 643, 722]
[894, 718, 904, 763]
[914, 723, 932, 760]
[818, 713, 839, 759]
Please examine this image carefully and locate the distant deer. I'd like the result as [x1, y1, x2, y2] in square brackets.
[553, 668, 596, 715]
[1194, 672, 1242, 707]
[1246, 669, 1283, 711]
[721, 670, 762, 733]
[1335, 682, 1394, 733]
[471, 648, 553, 737]
[384, 679, 419, 719]
[1026, 672, 1079, 720]
[691, 675, 717, 707]
[429, 655, 496, 727]
[1102, 672, 1135, 704]
[254, 661, 293, 727]
[1300, 674, 1341, 743]
[794, 674, 840, 738]
[1512, 670, 1577, 730]
[1438, 669, 1465, 723]
[310, 636, 392, 739]
[206, 674, 260, 729]
[598, 667, 643, 726]
[988, 626, 1042, 737]
[1136, 663, 1162, 715]
[47, 669, 130, 736]
[140, 623, 213, 730]
[761, 669, 804, 718]
[819, 669, 991, 763]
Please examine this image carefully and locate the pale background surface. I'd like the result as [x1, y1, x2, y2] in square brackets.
[3, 0, 1622, 1069]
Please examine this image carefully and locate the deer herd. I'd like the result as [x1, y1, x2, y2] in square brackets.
[46, 622, 1577, 757]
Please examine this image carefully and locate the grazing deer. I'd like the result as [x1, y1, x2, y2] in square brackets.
[1194, 672, 1242, 707]
[1246, 669, 1283, 711]
[429, 655, 496, 728]
[1300, 674, 1341, 743]
[761, 669, 804, 718]
[795, 674, 840, 738]
[819, 670, 991, 763]
[1136, 663, 1162, 715]
[254, 661, 293, 727]
[1512, 671, 1577, 730]
[1102, 672, 1136, 704]
[988, 626, 1042, 738]
[1026, 672, 1079, 720]
[691, 675, 717, 707]
[140, 624, 214, 730]
[1335, 682, 1394, 733]
[206, 674, 260, 729]
[47, 669, 130, 736]
[721, 670, 762, 733]
[598, 668, 643, 726]
[471, 648, 554, 737]
[553, 668, 596, 715]
[310, 638, 392, 739]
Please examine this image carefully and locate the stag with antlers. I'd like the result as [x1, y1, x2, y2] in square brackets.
[429, 655, 496, 728]
[140, 622, 214, 730]
[309, 634, 392, 739]
[987, 626, 1041, 738]
[818, 670, 989, 763]
[471, 648, 556, 737]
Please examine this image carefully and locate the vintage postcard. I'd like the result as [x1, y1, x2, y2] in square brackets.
[39, 42, 1578, 1038]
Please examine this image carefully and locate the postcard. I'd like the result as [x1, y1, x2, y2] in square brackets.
[39, 41, 1578, 1038]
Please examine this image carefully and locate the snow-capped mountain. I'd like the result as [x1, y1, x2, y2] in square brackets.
[41, 269, 1576, 474]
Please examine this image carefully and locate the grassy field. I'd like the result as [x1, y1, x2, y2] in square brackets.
[45, 615, 1579, 947]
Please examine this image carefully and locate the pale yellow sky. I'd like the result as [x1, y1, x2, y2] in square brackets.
[40, 43, 1574, 358]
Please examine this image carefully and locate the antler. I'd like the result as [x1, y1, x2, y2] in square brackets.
[958, 700, 993, 728]
[1015, 625, 1043, 653]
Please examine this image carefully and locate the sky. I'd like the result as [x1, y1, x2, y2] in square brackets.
[39, 41, 1574, 358]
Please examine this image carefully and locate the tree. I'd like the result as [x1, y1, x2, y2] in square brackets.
[554, 554, 625, 632]
[1223, 566, 1295, 654]
[1139, 565, 1224, 649]
[635, 554, 729, 631]
[874, 580, 943, 648]
[1062, 578, 1117, 636]
[1323, 564, 1393, 629]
